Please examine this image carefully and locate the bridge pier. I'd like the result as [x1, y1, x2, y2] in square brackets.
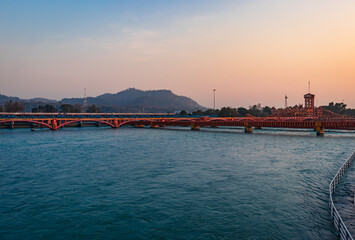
[113, 119, 119, 128]
[315, 122, 324, 136]
[244, 125, 253, 134]
[51, 119, 58, 130]
[191, 123, 200, 131]
[316, 127, 324, 136]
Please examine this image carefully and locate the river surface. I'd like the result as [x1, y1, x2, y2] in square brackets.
[0, 127, 354, 239]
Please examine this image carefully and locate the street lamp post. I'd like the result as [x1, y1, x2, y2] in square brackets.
[213, 89, 216, 115]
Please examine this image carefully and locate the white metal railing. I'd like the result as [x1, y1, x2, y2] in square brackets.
[329, 151, 355, 240]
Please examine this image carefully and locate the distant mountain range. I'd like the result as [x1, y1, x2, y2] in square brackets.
[0, 88, 205, 113]
[0, 94, 21, 103]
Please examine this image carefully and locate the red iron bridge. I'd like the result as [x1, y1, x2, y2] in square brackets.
[1, 112, 355, 136]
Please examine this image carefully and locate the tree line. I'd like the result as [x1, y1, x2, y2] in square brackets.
[180, 104, 274, 117]
[0, 100, 25, 112]
[183, 102, 355, 117]
[0, 101, 100, 113]
[1, 100, 354, 117]
[32, 104, 101, 113]
[321, 102, 355, 116]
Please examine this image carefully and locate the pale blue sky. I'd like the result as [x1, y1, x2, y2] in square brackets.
[0, 1, 238, 42]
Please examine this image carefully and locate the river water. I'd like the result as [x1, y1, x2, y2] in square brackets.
[0, 127, 354, 239]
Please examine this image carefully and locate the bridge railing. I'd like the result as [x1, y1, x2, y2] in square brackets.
[329, 151, 355, 240]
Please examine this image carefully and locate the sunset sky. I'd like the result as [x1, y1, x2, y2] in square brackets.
[1, 0, 354, 108]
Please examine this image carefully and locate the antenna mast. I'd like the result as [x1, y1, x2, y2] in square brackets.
[308, 81, 310, 93]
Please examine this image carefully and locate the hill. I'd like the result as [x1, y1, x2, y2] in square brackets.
[0, 88, 204, 113]
[61, 88, 203, 113]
